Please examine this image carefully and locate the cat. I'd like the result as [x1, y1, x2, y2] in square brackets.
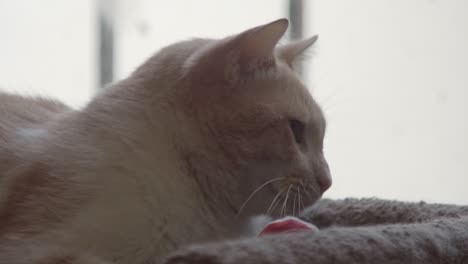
[0, 18, 331, 264]
[165, 198, 468, 264]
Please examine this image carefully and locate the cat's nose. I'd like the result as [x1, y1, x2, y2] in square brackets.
[317, 174, 332, 193]
[316, 158, 332, 193]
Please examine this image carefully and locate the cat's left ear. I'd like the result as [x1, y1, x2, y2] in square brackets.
[277, 35, 318, 67]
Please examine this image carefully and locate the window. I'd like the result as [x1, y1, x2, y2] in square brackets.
[1, 0, 467, 204]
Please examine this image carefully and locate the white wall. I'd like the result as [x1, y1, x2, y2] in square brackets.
[311, 1, 468, 204]
[0, 0, 97, 107]
[112, 0, 286, 79]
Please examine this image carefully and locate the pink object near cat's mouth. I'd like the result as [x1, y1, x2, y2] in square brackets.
[257, 216, 318, 236]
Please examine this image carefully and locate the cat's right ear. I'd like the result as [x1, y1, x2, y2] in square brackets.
[277, 35, 318, 68]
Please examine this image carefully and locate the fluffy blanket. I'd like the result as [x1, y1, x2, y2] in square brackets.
[163, 198, 468, 264]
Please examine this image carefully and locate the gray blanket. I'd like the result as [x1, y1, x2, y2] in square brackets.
[163, 198, 468, 264]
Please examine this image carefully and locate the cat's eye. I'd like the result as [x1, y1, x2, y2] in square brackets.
[289, 119, 305, 144]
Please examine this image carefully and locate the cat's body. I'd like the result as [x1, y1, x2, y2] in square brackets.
[0, 50, 246, 264]
[0, 91, 203, 263]
[0, 19, 331, 264]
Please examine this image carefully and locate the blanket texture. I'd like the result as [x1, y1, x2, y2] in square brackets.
[162, 198, 468, 264]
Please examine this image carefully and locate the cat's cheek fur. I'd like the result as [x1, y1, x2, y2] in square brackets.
[210, 115, 325, 214]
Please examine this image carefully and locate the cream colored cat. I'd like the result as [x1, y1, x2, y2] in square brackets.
[0, 19, 330, 264]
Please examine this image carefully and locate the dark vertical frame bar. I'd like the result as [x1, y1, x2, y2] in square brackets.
[98, 2, 114, 88]
[289, 0, 303, 41]
[288, 0, 304, 75]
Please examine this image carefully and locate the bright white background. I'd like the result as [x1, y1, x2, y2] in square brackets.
[0, 0, 96, 107]
[1, 1, 467, 204]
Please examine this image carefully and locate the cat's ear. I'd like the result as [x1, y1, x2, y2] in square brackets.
[237, 18, 289, 60]
[278, 35, 318, 67]
[220, 18, 288, 81]
[184, 19, 289, 84]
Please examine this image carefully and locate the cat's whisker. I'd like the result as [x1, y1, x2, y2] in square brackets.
[293, 192, 297, 216]
[236, 177, 285, 217]
[266, 186, 288, 216]
[298, 187, 303, 212]
[299, 181, 320, 207]
[299, 181, 306, 196]
[299, 181, 306, 192]
[267, 193, 283, 216]
[299, 182, 308, 211]
[310, 185, 321, 197]
[281, 185, 293, 217]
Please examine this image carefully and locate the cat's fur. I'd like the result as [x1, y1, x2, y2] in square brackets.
[165, 198, 468, 264]
[0, 19, 330, 264]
